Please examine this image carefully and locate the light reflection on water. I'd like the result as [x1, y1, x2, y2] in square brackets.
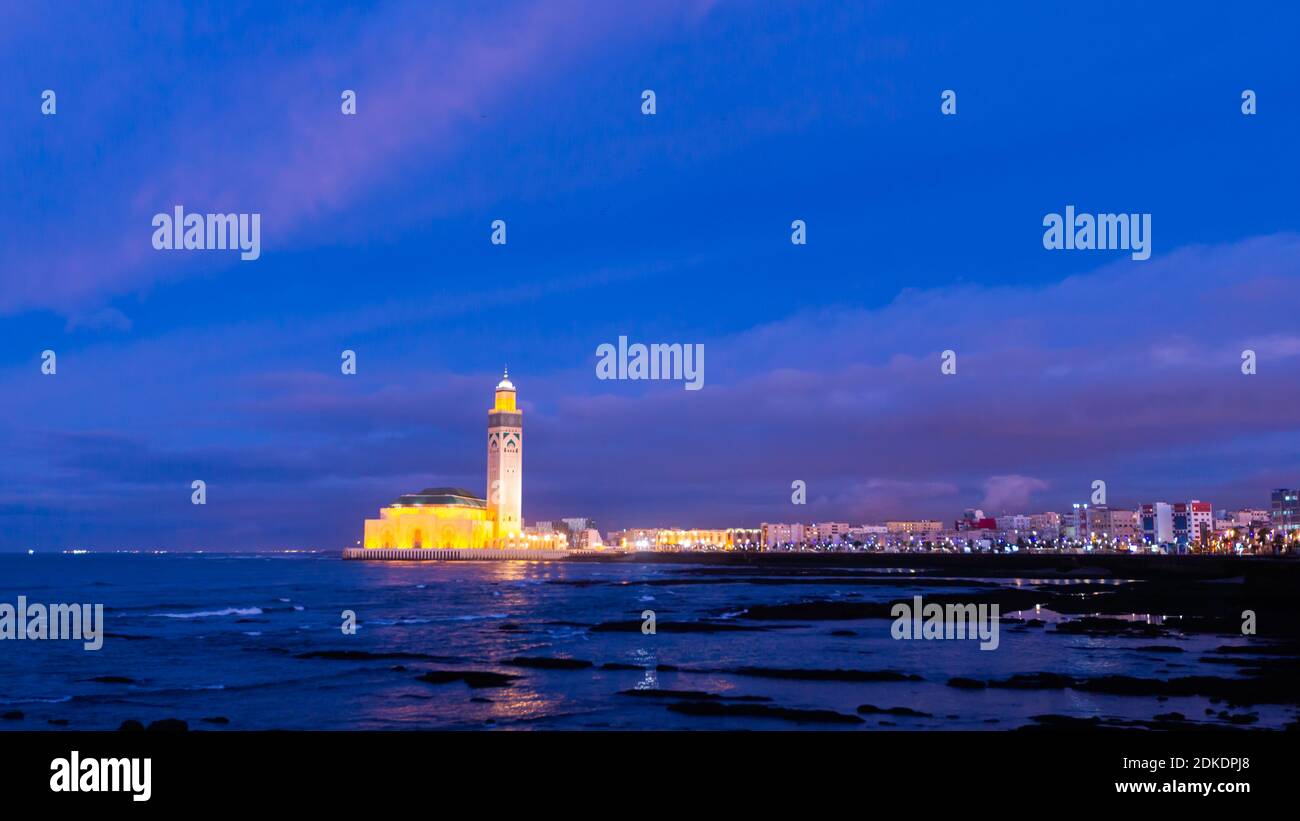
[0, 554, 1290, 730]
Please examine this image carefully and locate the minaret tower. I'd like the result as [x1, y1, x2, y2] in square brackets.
[487, 367, 523, 539]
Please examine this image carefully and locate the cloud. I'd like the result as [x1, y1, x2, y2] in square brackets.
[0, 0, 718, 316]
[980, 475, 1050, 514]
[3, 232, 1300, 549]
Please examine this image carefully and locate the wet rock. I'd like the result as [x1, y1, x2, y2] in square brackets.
[1028, 714, 1103, 729]
[856, 704, 932, 717]
[666, 701, 864, 725]
[296, 650, 441, 661]
[601, 662, 646, 670]
[727, 666, 921, 683]
[1132, 645, 1184, 654]
[740, 590, 1043, 621]
[1054, 618, 1168, 638]
[619, 689, 771, 702]
[947, 677, 987, 690]
[989, 672, 1075, 690]
[415, 670, 519, 688]
[503, 656, 593, 670]
[591, 619, 771, 633]
[84, 675, 136, 684]
[1154, 712, 1186, 721]
[1, 710, 23, 721]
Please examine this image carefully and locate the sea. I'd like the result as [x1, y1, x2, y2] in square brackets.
[0, 552, 1289, 730]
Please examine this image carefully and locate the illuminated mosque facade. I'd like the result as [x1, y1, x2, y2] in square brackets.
[362, 371, 567, 551]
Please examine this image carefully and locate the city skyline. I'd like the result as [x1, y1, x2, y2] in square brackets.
[3, 2, 1300, 550]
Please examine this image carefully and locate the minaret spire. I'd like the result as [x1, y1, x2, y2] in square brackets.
[488, 366, 522, 540]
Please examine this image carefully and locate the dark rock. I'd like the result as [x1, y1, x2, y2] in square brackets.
[856, 704, 932, 717]
[1154, 712, 1186, 721]
[503, 656, 593, 670]
[85, 675, 136, 684]
[296, 650, 440, 661]
[591, 619, 770, 633]
[666, 701, 864, 725]
[47, 719, 70, 726]
[601, 662, 645, 670]
[618, 689, 771, 702]
[200, 716, 230, 725]
[415, 670, 519, 688]
[118, 719, 145, 731]
[1055, 617, 1168, 638]
[1028, 714, 1104, 729]
[989, 672, 1075, 690]
[948, 677, 987, 690]
[728, 666, 921, 683]
[1, 710, 23, 721]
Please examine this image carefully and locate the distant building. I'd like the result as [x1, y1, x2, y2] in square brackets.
[1172, 501, 1213, 545]
[1271, 489, 1300, 533]
[886, 520, 943, 535]
[1028, 512, 1061, 539]
[363, 372, 557, 549]
[1140, 503, 1174, 545]
[995, 515, 1031, 532]
[761, 522, 807, 549]
[615, 528, 736, 550]
[1071, 506, 1138, 543]
[813, 522, 851, 543]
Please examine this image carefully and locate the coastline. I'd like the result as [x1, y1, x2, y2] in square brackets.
[341, 546, 1300, 581]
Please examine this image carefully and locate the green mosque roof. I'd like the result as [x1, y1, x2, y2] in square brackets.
[392, 487, 487, 509]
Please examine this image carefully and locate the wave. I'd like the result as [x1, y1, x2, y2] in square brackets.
[149, 607, 264, 619]
[1, 695, 72, 705]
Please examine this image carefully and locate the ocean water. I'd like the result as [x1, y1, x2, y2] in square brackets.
[0, 553, 1288, 730]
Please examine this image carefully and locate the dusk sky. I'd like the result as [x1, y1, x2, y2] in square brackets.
[3, 1, 1299, 550]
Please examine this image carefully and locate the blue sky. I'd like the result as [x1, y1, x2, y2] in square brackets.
[2, 1, 1299, 550]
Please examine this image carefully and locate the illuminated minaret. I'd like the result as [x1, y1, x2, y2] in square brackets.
[487, 368, 523, 538]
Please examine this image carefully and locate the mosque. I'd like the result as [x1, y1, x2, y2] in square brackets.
[361, 371, 567, 551]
